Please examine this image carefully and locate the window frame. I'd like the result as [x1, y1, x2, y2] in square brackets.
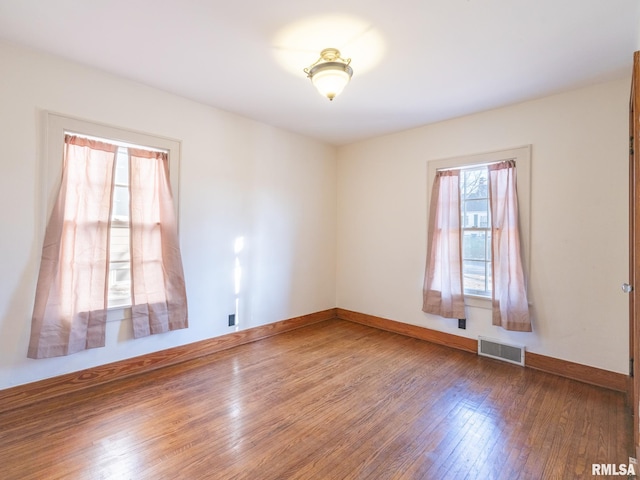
[106, 146, 132, 310]
[459, 165, 492, 297]
[41, 111, 182, 321]
[427, 145, 531, 309]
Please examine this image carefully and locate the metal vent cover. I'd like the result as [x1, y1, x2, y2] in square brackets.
[478, 336, 525, 366]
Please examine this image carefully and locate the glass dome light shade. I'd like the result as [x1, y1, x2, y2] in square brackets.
[308, 62, 353, 101]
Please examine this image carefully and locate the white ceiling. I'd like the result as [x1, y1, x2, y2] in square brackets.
[0, 0, 638, 146]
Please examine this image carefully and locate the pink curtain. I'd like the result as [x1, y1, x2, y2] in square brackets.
[488, 161, 531, 331]
[129, 149, 188, 337]
[423, 170, 466, 319]
[28, 136, 117, 358]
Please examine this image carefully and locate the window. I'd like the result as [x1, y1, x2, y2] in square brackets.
[109, 147, 132, 308]
[426, 146, 530, 308]
[30, 114, 188, 358]
[460, 165, 492, 297]
[56, 139, 172, 310]
[27, 113, 188, 358]
[41, 112, 182, 321]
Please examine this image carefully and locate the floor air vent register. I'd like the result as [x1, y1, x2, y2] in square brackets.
[478, 336, 525, 366]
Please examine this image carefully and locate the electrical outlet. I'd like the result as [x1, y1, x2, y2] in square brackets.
[458, 318, 466, 329]
[228, 313, 236, 327]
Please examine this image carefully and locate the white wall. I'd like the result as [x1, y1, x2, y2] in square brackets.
[0, 42, 337, 389]
[336, 78, 630, 374]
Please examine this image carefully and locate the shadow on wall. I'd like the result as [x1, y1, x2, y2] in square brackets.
[0, 239, 38, 381]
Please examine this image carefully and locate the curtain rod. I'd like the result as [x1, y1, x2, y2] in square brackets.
[64, 130, 168, 153]
[436, 159, 516, 172]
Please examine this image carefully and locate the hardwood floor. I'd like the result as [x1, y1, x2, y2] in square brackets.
[0, 319, 631, 479]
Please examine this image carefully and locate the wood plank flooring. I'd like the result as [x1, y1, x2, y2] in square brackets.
[0, 319, 632, 479]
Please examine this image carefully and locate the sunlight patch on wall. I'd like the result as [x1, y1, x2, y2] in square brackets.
[234, 236, 244, 331]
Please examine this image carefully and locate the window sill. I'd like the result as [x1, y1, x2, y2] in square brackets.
[106, 306, 132, 323]
[465, 294, 492, 310]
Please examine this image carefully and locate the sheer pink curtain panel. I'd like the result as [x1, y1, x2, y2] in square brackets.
[28, 135, 117, 358]
[129, 149, 188, 338]
[423, 170, 466, 319]
[488, 161, 531, 331]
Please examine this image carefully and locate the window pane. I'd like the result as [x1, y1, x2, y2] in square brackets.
[463, 199, 488, 227]
[463, 260, 491, 295]
[109, 227, 130, 262]
[463, 231, 488, 260]
[112, 186, 129, 221]
[114, 148, 129, 185]
[461, 168, 488, 200]
[461, 168, 489, 229]
[107, 264, 131, 308]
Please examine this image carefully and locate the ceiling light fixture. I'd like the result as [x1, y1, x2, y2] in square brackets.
[304, 48, 353, 101]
